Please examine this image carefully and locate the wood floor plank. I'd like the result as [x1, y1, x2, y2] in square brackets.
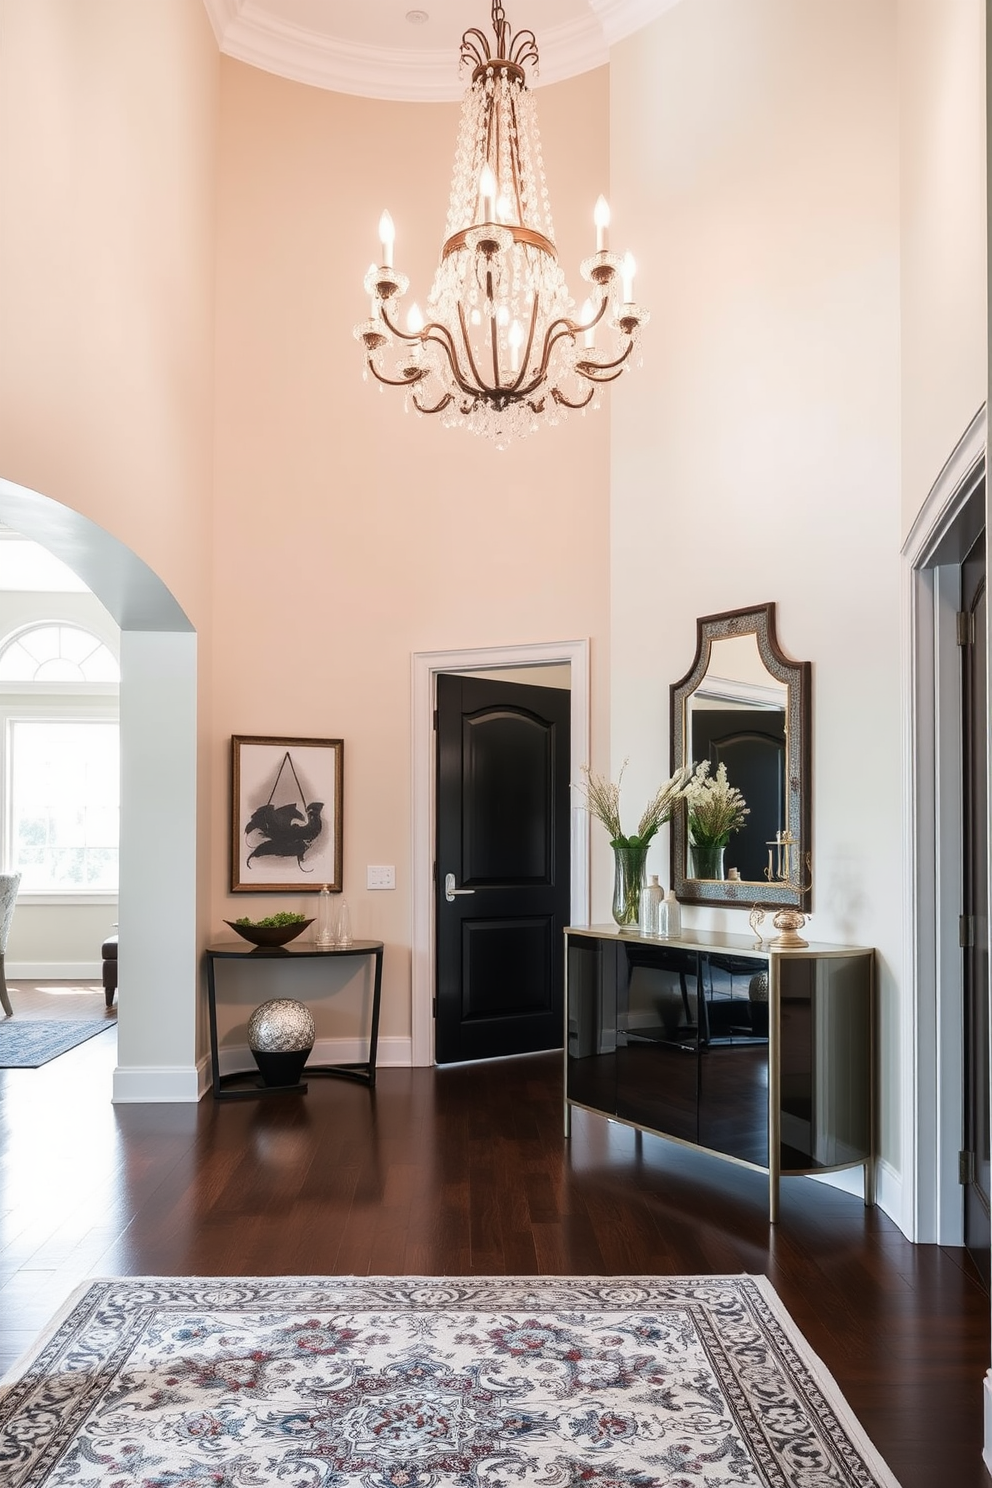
[0, 1025, 988, 1485]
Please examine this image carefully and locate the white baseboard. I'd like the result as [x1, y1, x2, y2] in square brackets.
[984, 1371, 992, 1473]
[113, 1065, 202, 1103]
[8, 961, 103, 980]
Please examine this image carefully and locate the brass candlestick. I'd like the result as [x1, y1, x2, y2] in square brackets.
[755, 834, 813, 949]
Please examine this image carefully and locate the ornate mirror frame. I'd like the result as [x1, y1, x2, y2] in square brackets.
[670, 602, 811, 911]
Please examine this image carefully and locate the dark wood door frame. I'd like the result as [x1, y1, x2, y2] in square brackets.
[412, 641, 591, 1067]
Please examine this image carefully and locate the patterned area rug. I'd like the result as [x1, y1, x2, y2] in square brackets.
[0, 1275, 901, 1487]
[0, 1020, 114, 1068]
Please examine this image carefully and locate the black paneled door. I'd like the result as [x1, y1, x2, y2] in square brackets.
[435, 672, 570, 1064]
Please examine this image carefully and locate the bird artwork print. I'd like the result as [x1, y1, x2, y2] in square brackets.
[244, 752, 324, 871]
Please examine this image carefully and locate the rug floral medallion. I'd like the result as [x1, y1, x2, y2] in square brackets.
[0, 1275, 900, 1488]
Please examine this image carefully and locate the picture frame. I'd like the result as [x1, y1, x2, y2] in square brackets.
[231, 735, 343, 894]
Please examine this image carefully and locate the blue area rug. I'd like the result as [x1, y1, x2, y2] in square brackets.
[0, 1274, 902, 1486]
[0, 1019, 115, 1067]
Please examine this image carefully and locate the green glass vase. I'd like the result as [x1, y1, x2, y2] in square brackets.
[688, 843, 726, 880]
[612, 845, 649, 927]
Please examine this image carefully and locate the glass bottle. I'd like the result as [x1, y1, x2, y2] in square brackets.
[639, 874, 663, 936]
[315, 884, 334, 947]
[660, 888, 681, 940]
[336, 898, 352, 946]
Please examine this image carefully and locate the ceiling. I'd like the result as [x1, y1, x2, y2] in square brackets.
[200, 0, 682, 101]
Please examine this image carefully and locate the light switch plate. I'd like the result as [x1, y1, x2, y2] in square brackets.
[367, 864, 395, 890]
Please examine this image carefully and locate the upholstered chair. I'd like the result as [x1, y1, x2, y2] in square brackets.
[0, 872, 21, 1016]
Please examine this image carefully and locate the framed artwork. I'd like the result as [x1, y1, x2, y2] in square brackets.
[231, 735, 343, 893]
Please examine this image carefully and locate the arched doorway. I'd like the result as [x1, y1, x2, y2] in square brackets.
[0, 476, 199, 1101]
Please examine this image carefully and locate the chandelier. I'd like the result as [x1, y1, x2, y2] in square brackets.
[354, 0, 648, 445]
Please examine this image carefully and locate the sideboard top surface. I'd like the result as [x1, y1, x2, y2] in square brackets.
[566, 925, 872, 958]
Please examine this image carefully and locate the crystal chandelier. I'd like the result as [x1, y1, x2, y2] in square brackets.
[354, 0, 649, 445]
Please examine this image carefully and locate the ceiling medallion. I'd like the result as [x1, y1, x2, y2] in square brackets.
[354, 0, 648, 445]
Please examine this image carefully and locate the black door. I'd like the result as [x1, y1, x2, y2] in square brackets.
[691, 708, 786, 883]
[962, 530, 989, 1287]
[435, 672, 570, 1064]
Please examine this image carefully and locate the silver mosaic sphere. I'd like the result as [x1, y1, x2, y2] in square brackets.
[748, 972, 769, 1003]
[246, 998, 315, 1054]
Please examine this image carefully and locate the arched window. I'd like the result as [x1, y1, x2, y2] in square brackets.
[0, 624, 119, 683]
[0, 624, 119, 895]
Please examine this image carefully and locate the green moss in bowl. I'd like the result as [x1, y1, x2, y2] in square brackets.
[225, 913, 313, 947]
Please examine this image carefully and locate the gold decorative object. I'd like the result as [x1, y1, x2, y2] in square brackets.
[763, 834, 813, 948]
[354, 0, 649, 445]
[748, 905, 766, 948]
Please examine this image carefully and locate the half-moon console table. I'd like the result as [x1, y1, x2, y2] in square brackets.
[205, 938, 384, 1101]
[564, 926, 873, 1223]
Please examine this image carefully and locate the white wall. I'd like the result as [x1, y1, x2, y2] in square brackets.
[899, 0, 986, 534]
[609, 0, 905, 1217]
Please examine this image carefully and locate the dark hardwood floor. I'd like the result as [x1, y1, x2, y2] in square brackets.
[0, 1017, 989, 1487]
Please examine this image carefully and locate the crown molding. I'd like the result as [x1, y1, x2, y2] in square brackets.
[201, 0, 682, 102]
[588, 0, 684, 47]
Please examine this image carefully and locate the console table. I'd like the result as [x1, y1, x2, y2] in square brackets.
[564, 926, 873, 1222]
[205, 939, 383, 1101]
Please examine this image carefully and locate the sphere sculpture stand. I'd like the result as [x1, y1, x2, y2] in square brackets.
[247, 998, 315, 1089]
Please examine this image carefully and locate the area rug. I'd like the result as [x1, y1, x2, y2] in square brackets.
[0, 1274, 901, 1487]
[0, 1020, 114, 1068]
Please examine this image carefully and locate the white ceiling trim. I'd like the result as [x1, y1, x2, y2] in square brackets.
[589, 0, 685, 46]
[201, 0, 681, 102]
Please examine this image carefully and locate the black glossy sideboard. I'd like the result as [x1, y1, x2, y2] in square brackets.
[564, 926, 873, 1222]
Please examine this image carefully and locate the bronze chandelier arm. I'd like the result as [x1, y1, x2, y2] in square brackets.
[457, 300, 497, 396]
[576, 341, 636, 377]
[571, 296, 610, 337]
[367, 358, 430, 389]
[461, 28, 493, 69]
[550, 384, 596, 410]
[412, 390, 454, 415]
[576, 365, 626, 385]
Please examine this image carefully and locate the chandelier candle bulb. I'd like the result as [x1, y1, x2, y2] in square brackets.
[407, 302, 425, 335]
[580, 299, 596, 348]
[594, 194, 610, 252]
[378, 210, 395, 269]
[480, 164, 497, 222]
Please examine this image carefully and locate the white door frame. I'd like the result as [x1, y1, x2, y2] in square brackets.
[902, 404, 985, 1242]
[411, 638, 591, 1067]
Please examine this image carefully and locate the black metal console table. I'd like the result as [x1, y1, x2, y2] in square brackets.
[205, 938, 384, 1101]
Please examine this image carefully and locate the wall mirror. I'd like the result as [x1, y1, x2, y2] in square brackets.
[670, 603, 811, 910]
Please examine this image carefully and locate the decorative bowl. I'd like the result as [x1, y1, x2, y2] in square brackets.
[224, 918, 313, 948]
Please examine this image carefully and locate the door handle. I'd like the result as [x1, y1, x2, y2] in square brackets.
[445, 872, 476, 903]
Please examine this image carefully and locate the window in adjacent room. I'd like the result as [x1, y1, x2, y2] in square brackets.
[0, 622, 120, 898]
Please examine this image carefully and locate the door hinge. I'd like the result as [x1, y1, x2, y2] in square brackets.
[960, 914, 975, 948]
[433, 708, 439, 730]
[432, 996, 438, 1018]
[960, 1149, 976, 1185]
[957, 609, 976, 646]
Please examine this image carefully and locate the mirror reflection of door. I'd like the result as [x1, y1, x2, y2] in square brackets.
[961, 529, 989, 1287]
[690, 709, 785, 882]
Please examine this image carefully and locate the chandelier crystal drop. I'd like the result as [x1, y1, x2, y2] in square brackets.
[354, 0, 649, 445]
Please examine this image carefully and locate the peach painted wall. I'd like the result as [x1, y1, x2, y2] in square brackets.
[0, 0, 218, 623]
[211, 59, 612, 1050]
[0, 0, 219, 1081]
[609, 0, 904, 1212]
